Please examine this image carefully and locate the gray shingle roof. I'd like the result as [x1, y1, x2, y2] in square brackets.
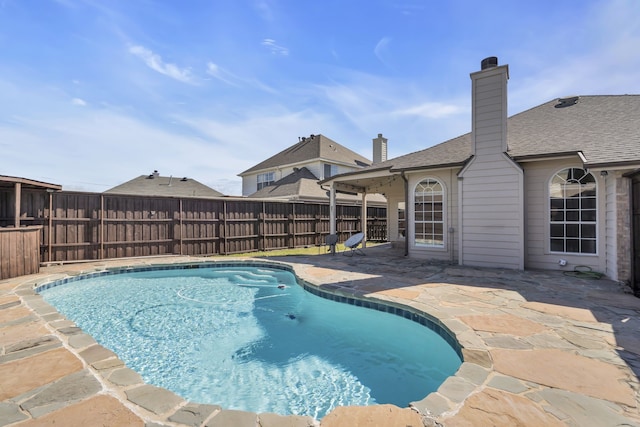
[360, 95, 640, 173]
[248, 167, 319, 198]
[104, 173, 224, 198]
[239, 134, 371, 175]
[508, 95, 640, 166]
[247, 167, 385, 204]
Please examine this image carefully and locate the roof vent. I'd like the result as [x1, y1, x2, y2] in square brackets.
[481, 56, 498, 70]
[180, 177, 188, 181]
[555, 96, 579, 108]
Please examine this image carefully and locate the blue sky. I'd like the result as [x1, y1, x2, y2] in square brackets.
[1, 0, 639, 195]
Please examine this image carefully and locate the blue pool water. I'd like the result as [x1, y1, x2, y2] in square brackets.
[40, 265, 461, 419]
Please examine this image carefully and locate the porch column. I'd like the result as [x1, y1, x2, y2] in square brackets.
[361, 191, 367, 248]
[14, 182, 21, 227]
[329, 184, 337, 254]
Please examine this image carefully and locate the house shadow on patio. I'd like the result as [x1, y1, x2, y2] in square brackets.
[263, 244, 640, 427]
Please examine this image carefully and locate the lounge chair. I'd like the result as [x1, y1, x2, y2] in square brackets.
[323, 233, 338, 254]
[343, 232, 365, 256]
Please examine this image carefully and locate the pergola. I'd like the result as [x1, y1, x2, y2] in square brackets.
[0, 175, 62, 227]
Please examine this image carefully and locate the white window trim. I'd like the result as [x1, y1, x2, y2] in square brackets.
[412, 177, 446, 249]
[547, 167, 598, 256]
[257, 172, 275, 190]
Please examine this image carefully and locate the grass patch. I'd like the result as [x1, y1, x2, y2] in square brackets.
[224, 242, 383, 258]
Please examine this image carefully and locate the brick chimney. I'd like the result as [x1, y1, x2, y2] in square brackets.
[372, 133, 388, 164]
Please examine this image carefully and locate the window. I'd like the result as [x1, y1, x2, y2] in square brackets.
[549, 168, 596, 254]
[324, 163, 338, 179]
[257, 172, 275, 190]
[414, 179, 444, 247]
[398, 202, 406, 238]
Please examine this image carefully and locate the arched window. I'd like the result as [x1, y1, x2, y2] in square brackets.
[414, 179, 444, 247]
[549, 168, 597, 254]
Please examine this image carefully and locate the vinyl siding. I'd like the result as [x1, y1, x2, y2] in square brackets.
[460, 64, 523, 269]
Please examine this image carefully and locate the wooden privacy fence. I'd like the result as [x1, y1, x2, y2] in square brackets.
[0, 190, 386, 264]
[0, 226, 41, 279]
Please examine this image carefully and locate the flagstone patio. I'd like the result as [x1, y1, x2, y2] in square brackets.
[1, 245, 639, 426]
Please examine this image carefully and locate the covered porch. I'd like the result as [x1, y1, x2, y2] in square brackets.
[324, 167, 407, 254]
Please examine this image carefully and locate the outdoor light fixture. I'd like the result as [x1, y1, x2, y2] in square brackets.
[600, 170, 608, 177]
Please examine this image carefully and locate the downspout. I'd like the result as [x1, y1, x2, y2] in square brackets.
[401, 172, 409, 257]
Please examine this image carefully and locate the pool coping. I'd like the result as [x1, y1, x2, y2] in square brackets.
[27, 258, 474, 422]
[2, 254, 639, 426]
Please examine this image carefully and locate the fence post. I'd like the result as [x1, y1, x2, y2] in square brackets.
[100, 194, 104, 260]
[288, 204, 295, 248]
[48, 191, 53, 262]
[315, 205, 321, 247]
[179, 199, 183, 255]
[221, 200, 227, 255]
[259, 202, 266, 251]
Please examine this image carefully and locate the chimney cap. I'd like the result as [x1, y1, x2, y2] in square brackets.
[481, 56, 498, 70]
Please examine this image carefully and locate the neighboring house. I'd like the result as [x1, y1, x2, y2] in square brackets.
[238, 133, 384, 200]
[323, 57, 640, 286]
[247, 166, 327, 201]
[105, 170, 224, 198]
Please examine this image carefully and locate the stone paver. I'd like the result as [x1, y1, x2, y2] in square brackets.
[126, 384, 185, 415]
[15, 394, 145, 427]
[0, 401, 29, 425]
[107, 367, 144, 387]
[491, 348, 636, 407]
[19, 370, 102, 418]
[0, 347, 83, 400]
[458, 313, 548, 336]
[206, 409, 257, 427]
[320, 404, 424, 427]
[536, 388, 640, 427]
[0, 321, 49, 349]
[258, 412, 318, 427]
[443, 388, 567, 427]
[169, 403, 221, 426]
[0, 248, 638, 427]
[78, 344, 117, 364]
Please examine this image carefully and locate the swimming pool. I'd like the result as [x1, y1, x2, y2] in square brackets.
[39, 262, 462, 419]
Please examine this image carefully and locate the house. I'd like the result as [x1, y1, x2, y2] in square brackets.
[323, 57, 640, 287]
[238, 133, 384, 199]
[104, 171, 224, 198]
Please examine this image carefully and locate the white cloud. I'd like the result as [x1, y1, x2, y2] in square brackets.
[254, 0, 274, 23]
[261, 39, 289, 56]
[393, 102, 461, 119]
[71, 98, 87, 106]
[206, 62, 240, 86]
[206, 61, 278, 94]
[173, 108, 336, 169]
[128, 45, 194, 84]
[373, 37, 392, 67]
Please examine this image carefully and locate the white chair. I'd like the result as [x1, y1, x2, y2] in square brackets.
[343, 232, 365, 256]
